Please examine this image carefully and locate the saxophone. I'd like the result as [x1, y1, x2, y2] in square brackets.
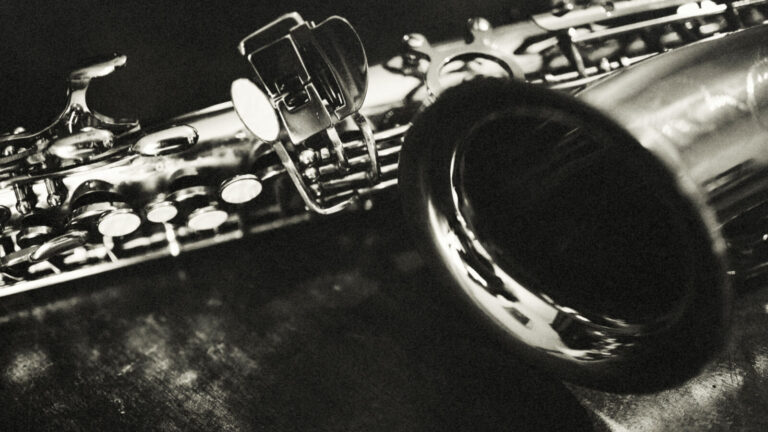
[1, 0, 767, 390]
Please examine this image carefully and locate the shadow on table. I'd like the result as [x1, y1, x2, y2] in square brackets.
[0, 210, 598, 431]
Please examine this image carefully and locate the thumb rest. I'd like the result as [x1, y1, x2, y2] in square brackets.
[2, 0, 768, 389]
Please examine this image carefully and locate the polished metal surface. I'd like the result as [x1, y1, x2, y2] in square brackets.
[399, 78, 729, 389]
[187, 205, 228, 231]
[48, 127, 114, 161]
[238, 13, 368, 144]
[230, 78, 281, 142]
[145, 200, 178, 224]
[29, 230, 87, 263]
[219, 174, 263, 204]
[131, 125, 199, 157]
[97, 208, 141, 237]
[578, 26, 768, 282]
[401, 17, 523, 101]
[397, 4, 768, 389]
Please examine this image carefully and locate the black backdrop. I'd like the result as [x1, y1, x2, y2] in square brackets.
[0, 0, 548, 133]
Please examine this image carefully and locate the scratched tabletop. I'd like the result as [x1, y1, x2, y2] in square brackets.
[0, 205, 766, 432]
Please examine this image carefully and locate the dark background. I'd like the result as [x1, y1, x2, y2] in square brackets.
[0, 0, 548, 133]
[2, 1, 768, 431]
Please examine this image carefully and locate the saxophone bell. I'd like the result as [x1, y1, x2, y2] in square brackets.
[398, 22, 768, 390]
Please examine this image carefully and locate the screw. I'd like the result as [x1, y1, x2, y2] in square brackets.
[303, 167, 319, 182]
[298, 149, 318, 167]
[13, 184, 36, 215]
[45, 178, 67, 207]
